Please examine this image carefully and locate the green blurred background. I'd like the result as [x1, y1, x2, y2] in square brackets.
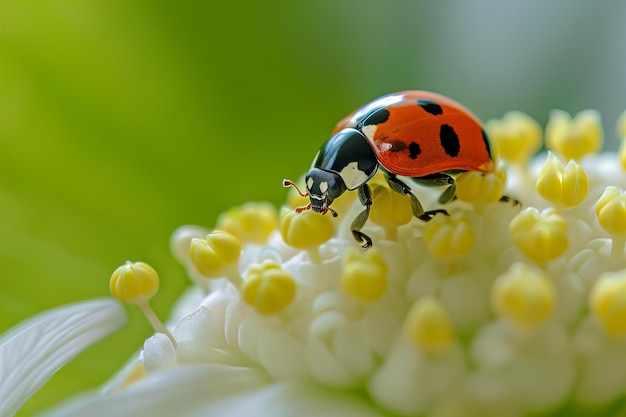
[1, 1, 625, 415]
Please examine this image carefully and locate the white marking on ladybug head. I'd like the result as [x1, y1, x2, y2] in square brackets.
[338, 161, 368, 190]
[361, 124, 378, 141]
[307, 177, 314, 191]
[319, 181, 328, 194]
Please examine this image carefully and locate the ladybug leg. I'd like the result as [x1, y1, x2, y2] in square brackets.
[499, 195, 522, 207]
[384, 174, 441, 221]
[386, 173, 449, 221]
[412, 173, 457, 204]
[350, 184, 373, 249]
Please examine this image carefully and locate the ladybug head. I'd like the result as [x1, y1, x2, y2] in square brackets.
[304, 168, 347, 215]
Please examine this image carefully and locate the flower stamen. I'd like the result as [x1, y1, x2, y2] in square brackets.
[190, 230, 243, 289]
[279, 208, 333, 263]
[491, 262, 555, 328]
[242, 260, 297, 315]
[545, 109, 603, 161]
[369, 183, 413, 241]
[341, 247, 388, 300]
[110, 261, 177, 347]
[536, 152, 588, 209]
[589, 270, 626, 336]
[510, 207, 568, 267]
[404, 296, 455, 355]
[595, 186, 626, 257]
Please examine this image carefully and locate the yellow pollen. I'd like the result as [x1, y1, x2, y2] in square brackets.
[485, 111, 542, 164]
[596, 186, 626, 235]
[279, 208, 334, 263]
[491, 262, 555, 327]
[423, 212, 474, 260]
[369, 183, 413, 240]
[110, 261, 160, 305]
[589, 270, 626, 336]
[341, 247, 388, 300]
[190, 230, 242, 280]
[109, 261, 176, 347]
[404, 296, 455, 355]
[242, 260, 297, 315]
[596, 186, 626, 257]
[545, 109, 603, 161]
[510, 207, 568, 266]
[455, 167, 506, 206]
[536, 152, 588, 208]
[217, 202, 278, 245]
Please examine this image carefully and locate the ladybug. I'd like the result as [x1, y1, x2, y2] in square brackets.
[284, 91, 496, 249]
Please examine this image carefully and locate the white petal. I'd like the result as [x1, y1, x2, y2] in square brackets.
[42, 365, 268, 417]
[143, 333, 176, 372]
[204, 379, 385, 417]
[44, 365, 384, 417]
[0, 298, 126, 417]
[369, 336, 466, 416]
[258, 328, 308, 379]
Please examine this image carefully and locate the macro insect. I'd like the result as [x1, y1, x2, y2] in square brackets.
[284, 90, 498, 249]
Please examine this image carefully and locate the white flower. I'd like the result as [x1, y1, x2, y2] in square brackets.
[6, 110, 626, 417]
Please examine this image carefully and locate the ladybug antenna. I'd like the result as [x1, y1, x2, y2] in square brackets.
[283, 179, 308, 198]
[324, 206, 338, 218]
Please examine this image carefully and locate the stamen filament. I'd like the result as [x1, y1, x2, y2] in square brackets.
[137, 301, 177, 347]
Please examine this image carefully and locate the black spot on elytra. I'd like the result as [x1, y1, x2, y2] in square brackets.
[439, 124, 460, 157]
[408, 142, 421, 159]
[417, 100, 443, 116]
[362, 107, 390, 126]
[482, 129, 493, 159]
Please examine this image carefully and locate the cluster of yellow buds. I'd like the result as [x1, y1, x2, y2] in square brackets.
[103, 107, 626, 417]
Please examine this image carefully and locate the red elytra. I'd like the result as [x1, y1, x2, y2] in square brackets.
[332, 91, 495, 177]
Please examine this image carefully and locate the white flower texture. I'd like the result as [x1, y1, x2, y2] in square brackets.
[0, 299, 126, 417]
[10, 109, 626, 417]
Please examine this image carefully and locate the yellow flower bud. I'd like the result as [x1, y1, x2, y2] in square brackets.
[536, 152, 588, 208]
[369, 183, 413, 240]
[110, 262, 177, 346]
[404, 296, 455, 355]
[596, 186, 626, 236]
[620, 140, 626, 173]
[279, 208, 333, 263]
[423, 213, 474, 259]
[485, 111, 542, 164]
[242, 260, 296, 315]
[590, 270, 626, 336]
[491, 262, 555, 327]
[217, 202, 277, 245]
[456, 168, 505, 205]
[510, 207, 568, 265]
[190, 230, 241, 278]
[110, 261, 159, 305]
[341, 247, 388, 301]
[545, 109, 603, 161]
